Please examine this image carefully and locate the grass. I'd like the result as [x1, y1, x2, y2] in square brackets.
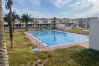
[5, 32, 42, 66]
[45, 48, 99, 66]
[62, 28, 89, 35]
[5, 31, 99, 66]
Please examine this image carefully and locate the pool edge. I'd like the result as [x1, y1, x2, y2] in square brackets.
[24, 32, 89, 51]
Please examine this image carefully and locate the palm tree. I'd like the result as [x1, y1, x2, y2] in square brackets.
[21, 14, 31, 31]
[4, 14, 9, 23]
[4, 12, 19, 31]
[5, 0, 13, 48]
[12, 11, 19, 31]
[52, 17, 57, 41]
[53, 17, 57, 29]
[0, 0, 9, 66]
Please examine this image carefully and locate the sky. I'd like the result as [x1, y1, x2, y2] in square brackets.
[2, 0, 99, 18]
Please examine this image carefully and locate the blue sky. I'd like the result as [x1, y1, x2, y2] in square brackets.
[2, 0, 99, 18]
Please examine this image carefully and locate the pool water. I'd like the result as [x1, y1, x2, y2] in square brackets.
[28, 31, 89, 47]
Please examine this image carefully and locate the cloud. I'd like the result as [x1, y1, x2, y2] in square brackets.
[2, 0, 99, 18]
[3, 0, 49, 17]
[69, 0, 91, 8]
[88, 0, 99, 5]
[69, 6, 99, 18]
[60, 12, 69, 15]
[14, 0, 41, 6]
[81, 0, 99, 17]
[12, 7, 53, 18]
[28, 0, 41, 6]
[62, 0, 99, 18]
[53, 0, 73, 8]
[14, 0, 53, 17]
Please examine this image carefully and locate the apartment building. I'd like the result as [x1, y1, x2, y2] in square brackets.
[4, 17, 98, 30]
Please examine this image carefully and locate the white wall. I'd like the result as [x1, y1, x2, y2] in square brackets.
[89, 19, 99, 50]
[56, 24, 65, 29]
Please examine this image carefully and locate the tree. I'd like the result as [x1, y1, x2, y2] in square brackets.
[21, 14, 31, 31]
[53, 17, 57, 29]
[4, 11, 19, 31]
[0, 0, 9, 66]
[4, 14, 9, 23]
[12, 11, 19, 31]
[5, 0, 13, 48]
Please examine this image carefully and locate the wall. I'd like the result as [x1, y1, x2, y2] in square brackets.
[56, 24, 65, 29]
[89, 19, 99, 50]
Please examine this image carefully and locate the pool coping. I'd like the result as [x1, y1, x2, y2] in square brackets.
[25, 31, 89, 51]
[27, 30, 89, 47]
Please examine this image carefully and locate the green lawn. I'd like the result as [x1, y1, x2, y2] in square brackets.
[62, 28, 89, 35]
[5, 31, 99, 66]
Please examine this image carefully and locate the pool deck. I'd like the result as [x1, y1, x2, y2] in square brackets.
[50, 42, 89, 51]
[25, 33, 89, 51]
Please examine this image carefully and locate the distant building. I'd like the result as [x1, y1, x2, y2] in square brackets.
[3, 17, 98, 30]
[56, 17, 98, 30]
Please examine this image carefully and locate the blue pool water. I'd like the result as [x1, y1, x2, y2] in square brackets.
[28, 31, 89, 47]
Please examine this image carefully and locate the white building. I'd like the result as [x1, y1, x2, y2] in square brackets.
[89, 18, 99, 50]
[4, 17, 98, 30]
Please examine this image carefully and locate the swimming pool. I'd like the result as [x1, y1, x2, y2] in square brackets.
[27, 31, 89, 47]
